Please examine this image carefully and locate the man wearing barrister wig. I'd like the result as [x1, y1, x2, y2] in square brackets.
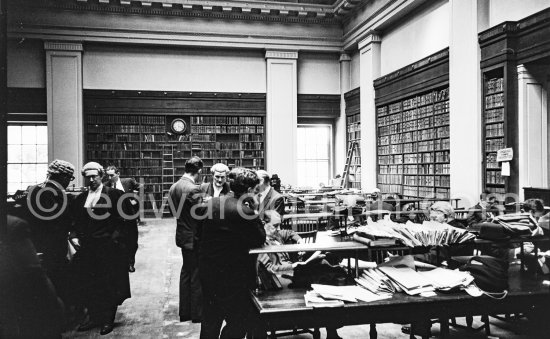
[70, 162, 131, 335]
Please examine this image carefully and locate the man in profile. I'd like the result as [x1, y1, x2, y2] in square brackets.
[168, 156, 204, 323]
[198, 167, 265, 338]
[200, 162, 231, 198]
[105, 165, 142, 272]
[255, 170, 285, 217]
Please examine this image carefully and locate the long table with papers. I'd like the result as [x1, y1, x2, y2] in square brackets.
[249, 264, 550, 339]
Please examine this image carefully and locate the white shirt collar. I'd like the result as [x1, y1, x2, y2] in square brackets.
[84, 184, 103, 208]
[183, 173, 195, 183]
[258, 186, 271, 204]
[213, 184, 223, 197]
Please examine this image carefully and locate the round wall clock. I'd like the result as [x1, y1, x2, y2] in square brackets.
[170, 118, 187, 134]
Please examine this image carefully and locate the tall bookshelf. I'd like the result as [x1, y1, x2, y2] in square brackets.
[86, 114, 265, 214]
[482, 73, 506, 195]
[376, 87, 450, 199]
[344, 88, 361, 189]
[346, 113, 361, 189]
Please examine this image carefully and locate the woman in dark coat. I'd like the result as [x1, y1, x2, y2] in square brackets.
[70, 162, 131, 335]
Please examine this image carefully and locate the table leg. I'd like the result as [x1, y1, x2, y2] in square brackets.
[440, 318, 449, 338]
[369, 324, 377, 339]
[312, 328, 320, 339]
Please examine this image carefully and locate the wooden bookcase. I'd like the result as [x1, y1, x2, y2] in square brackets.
[344, 88, 361, 189]
[374, 49, 450, 199]
[376, 87, 450, 199]
[84, 90, 266, 215]
[482, 71, 506, 195]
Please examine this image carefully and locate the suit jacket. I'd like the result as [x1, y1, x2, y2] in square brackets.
[169, 176, 203, 250]
[198, 196, 266, 289]
[109, 177, 142, 218]
[200, 182, 231, 198]
[257, 187, 285, 216]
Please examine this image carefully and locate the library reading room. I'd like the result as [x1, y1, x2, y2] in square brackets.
[3, 0, 550, 338]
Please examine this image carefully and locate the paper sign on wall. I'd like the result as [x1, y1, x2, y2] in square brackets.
[497, 148, 513, 162]
[501, 162, 510, 176]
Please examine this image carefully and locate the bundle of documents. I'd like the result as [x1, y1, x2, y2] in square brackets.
[355, 268, 397, 296]
[417, 267, 474, 290]
[355, 219, 476, 247]
[304, 284, 391, 307]
[378, 266, 435, 295]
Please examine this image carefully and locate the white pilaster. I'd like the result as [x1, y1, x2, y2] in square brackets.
[358, 33, 381, 192]
[265, 50, 298, 186]
[45, 41, 84, 186]
[449, 0, 484, 208]
[517, 65, 548, 200]
[335, 53, 351, 179]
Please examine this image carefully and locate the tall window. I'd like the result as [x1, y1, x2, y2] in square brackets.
[297, 125, 332, 188]
[7, 124, 48, 194]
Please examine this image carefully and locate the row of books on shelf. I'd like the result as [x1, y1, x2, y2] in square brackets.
[347, 113, 360, 124]
[101, 167, 162, 177]
[143, 134, 167, 142]
[485, 107, 504, 123]
[379, 88, 449, 116]
[486, 153, 499, 169]
[486, 186, 506, 194]
[87, 143, 139, 151]
[87, 115, 142, 125]
[379, 142, 451, 156]
[378, 174, 402, 185]
[485, 123, 504, 137]
[98, 159, 162, 168]
[88, 151, 142, 159]
[378, 154, 404, 165]
[88, 124, 140, 133]
[191, 116, 263, 125]
[241, 142, 264, 150]
[87, 134, 141, 143]
[485, 138, 505, 152]
[486, 171, 505, 185]
[485, 77, 504, 94]
[189, 125, 265, 134]
[240, 134, 263, 142]
[348, 131, 361, 141]
[378, 125, 449, 139]
[403, 175, 449, 187]
[485, 92, 504, 109]
[378, 107, 450, 127]
[347, 121, 361, 132]
[379, 163, 450, 175]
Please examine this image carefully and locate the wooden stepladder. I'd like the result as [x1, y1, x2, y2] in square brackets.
[341, 141, 359, 189]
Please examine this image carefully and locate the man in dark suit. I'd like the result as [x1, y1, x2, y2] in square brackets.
[105, 165, 142, 273]
[198, 167, 266, 339]
[200, 162, 231, 198]
[70, 162, 131, 335]
[168, 156, 204, 323]
[255, 170, 285, 217]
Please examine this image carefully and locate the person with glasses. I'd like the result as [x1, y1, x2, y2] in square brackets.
[70, 162, 131, 335]
[105, 165, 143, 273]
[22, 159, 77, 310]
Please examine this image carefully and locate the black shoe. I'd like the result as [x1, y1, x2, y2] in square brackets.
[78, 319, 97, 332]
[129, 265, 135, 272]
[180, 316, 191, 322]
[401, 326, 411, 335]
[100, 323, 114, 335]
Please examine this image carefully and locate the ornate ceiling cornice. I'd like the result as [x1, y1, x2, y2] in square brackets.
[18, 0, 369, 25]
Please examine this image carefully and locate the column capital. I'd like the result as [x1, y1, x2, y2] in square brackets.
[339, 53, 351, 62]
[44, 41, 83, 52]
[358, 32, 381, 51]
[265, 50, 298, 60]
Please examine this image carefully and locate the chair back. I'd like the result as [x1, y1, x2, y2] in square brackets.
[290, 218, 319, 244]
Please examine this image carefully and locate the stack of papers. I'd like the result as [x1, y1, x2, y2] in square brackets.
[418, 267, 474, 290]
[355, 219, 476, 247]
[304, 284, 391, 307]
[378, 266, 435, 295]
[355, 268, 397, 295]
[304, 291, 344, 308]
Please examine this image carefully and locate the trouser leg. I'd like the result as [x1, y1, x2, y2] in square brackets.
[180, 249, 202, 320]
[126, 221, 138, 265]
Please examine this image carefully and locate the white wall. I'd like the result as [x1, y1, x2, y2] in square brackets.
[7, 39, 45, 88]
[380, 1, 449, 75]
[350, 50, 361, 90]
[297, 52, 340, 95]
[83, 45, 266, 92]
[489, 0, 550, 26]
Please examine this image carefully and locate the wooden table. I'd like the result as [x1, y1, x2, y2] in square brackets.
[250, 265, 550, 339]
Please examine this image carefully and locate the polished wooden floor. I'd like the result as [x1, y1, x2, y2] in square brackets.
[64, 218, 545, 338]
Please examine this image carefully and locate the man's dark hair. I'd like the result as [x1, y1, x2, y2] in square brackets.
[228, 167, 259, 198]
[106, 165, 119, 174]
[184, 156, 203, 175]
[523, 198, 545, 213]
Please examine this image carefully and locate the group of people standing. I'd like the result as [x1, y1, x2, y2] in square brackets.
[169, 157, 285, 338]
[2, 159, 141, 337]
